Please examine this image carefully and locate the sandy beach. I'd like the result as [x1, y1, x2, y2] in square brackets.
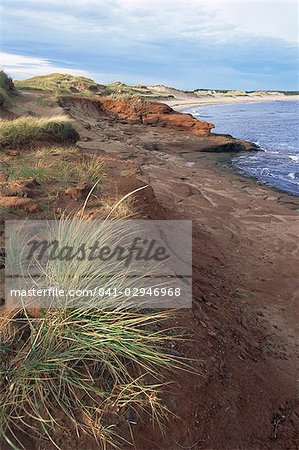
[163, 93, 299, 111]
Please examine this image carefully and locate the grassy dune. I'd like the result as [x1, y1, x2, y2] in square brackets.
[15, 73, 108, 95]
[0, 71, 18, 108]
[0, 116, 79, 148]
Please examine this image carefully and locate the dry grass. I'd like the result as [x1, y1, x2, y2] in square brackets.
[55, 155, 106, 185]
[0, 148, 105, 192]
[99, 195, 138, 219]
[0, 116, 79, 148]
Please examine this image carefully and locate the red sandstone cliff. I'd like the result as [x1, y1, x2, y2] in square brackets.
[59, 96, 214, 136]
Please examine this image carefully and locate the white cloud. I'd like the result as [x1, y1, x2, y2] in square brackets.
[2, 0, 298, 43]
[0, 52, 93, 79]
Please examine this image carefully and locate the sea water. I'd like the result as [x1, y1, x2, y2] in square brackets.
[185, 100, 299, 196]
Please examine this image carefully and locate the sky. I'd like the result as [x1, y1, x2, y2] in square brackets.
[0, 0, 298, 90]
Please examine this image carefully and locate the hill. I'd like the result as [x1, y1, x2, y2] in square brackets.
[14, 73, 109, 95]
[11, 73, 298, 106]
[0, 70, 18, 107]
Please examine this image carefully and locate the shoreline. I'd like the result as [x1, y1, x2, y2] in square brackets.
[1, 89, 298, 449]
[163, 94, 299, 111]
[69, 110, 299, 450]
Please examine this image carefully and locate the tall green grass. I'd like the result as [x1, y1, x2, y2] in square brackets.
[0, 116, 79, 148]
[1, 217, 184, 449]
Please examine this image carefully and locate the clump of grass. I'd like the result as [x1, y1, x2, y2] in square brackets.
[99, 195, 137, 219]
[106, 92, 136, 101]
[34, 145, 80, 158]
[1, 217, 183, 449]
[0, 116, 79, 148]
[5, 162, 48, 182]
[57, 155, 105, 185]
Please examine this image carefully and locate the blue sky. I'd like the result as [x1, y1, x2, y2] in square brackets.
[0, 0, 298, 90]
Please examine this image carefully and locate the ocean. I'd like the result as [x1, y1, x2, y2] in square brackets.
[185, 100, 299, 196]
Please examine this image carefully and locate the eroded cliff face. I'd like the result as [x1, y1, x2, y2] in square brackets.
[59, 96, 215, 136]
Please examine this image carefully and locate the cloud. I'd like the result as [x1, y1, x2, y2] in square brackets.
[0, 52, 93, 79]
[0, 0, 298, 89]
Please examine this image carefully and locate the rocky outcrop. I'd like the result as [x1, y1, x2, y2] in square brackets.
[59, 96, 214, 136]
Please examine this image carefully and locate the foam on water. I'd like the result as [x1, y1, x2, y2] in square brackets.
[185, 100, 299, 196]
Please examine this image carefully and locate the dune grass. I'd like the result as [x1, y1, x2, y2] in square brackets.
[4, 162, 48, 182]
[0, 71, 18, 108]
[56, 155, 106, 185]
[1, 217, 183, 449]
[1, 150, 105, 188]
[0, 116, 79, 148]
[15, 73, 108, 95]
[99, 195, 137, 219]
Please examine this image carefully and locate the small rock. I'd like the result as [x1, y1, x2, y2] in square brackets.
[12, 178, 41, 189]
[5, 186, 43, 198]
[0, 197, 40, 213]
[143, 142, 159, 152]
[4, 150, 20, 156]
[65, 183, 91, 201]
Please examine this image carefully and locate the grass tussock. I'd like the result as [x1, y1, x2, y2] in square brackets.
[100, 195, 137, 219]
[4, 162, 48, 182]
[34, 145, 81, 158]
[0, 116, 79, 148]
[1, 148, 105, 187]
[0, 218, 183, 449]
[57, 155, 106, 185]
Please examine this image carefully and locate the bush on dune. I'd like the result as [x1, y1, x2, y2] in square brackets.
[0, 116, 79, 148]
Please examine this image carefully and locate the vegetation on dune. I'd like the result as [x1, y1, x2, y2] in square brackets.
[0, 212, 184, 449]
[0, 71, 18, 108]
[14, 74, 172, 100]
[56, 155, 106, 185]
[0, 116, 79, 148]
[10, 72, 298, 102]
[0, 307, 178, 448]
[14, 73, 108, 95]
[1, 148, 105, 186]
[106, 81, 173, 100]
